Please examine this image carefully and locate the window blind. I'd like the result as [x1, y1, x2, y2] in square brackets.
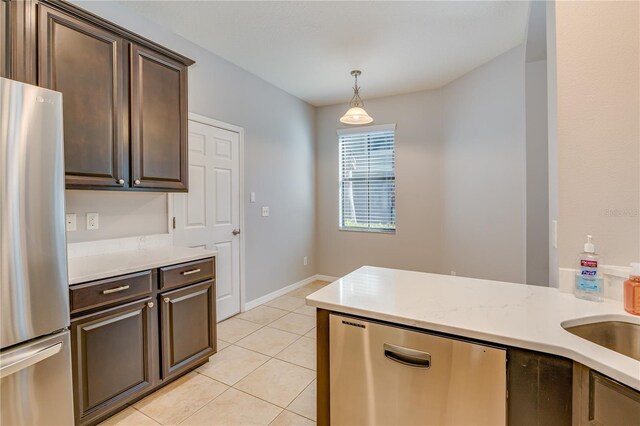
[339, 129, 395, 232]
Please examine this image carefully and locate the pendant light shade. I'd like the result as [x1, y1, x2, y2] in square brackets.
[340, 70, 374, 125]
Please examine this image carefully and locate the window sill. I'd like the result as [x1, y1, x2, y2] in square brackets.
[339, 227, 396, 234]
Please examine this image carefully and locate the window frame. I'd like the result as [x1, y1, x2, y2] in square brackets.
[337, 124, 397, 234]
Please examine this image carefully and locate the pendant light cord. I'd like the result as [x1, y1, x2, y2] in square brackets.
[350, 72, 365, 108]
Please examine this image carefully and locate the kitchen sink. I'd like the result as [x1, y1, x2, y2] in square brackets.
[563, 320, 640, 361]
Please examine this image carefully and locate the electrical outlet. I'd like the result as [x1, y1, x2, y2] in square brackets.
[65, 214, 76, 231]
[86, 212, 99, 230]
[261, 206, 269, 217]
[303, 256, 308, 266]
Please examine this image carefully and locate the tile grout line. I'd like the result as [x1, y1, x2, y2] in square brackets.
[137, 373, 229, 426]
[130, 406, 162, 425]
[175, 387, 236, 426]
[106, 285, 327, 425]
[286, 379, 317, 422]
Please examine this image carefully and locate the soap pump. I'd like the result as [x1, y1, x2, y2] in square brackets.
[574, 235, 604, 302]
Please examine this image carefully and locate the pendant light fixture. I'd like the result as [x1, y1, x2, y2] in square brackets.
[340, 70, 374, 125]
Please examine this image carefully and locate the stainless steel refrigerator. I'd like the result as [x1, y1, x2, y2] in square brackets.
[0, 77, 74, 425]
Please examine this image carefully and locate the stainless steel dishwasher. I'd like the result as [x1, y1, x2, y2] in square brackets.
[330, 314, 507, 425]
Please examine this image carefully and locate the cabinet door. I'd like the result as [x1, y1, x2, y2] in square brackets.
[0, 0, 9, 78]
[38, 5, 127, 189]
[160, 280, 216, 378]
[130, 43, 188, 191]
[71, 298, 154, 422]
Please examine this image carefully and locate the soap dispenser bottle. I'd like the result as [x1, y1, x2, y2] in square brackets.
[623, 263, 640, 315]
[574, 235, 604, 302]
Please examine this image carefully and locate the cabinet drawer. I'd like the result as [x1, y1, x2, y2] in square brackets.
[159, 258, 214, 290]
[70, 271, 153, 314]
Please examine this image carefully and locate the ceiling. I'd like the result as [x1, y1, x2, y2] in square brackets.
[117, 1, 530, 106]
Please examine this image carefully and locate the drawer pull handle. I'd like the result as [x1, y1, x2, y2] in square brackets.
[164, 297, 171, 303]
[147, 302, 154, 308]
[102, 285, 130, 295]
[181, 269, 201, 276]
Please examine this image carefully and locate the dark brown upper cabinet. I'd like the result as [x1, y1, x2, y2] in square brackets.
[130, 44, 188, 191]
[8, 0, 194, 192]
[38, 5, 127, 189]
[1, 0, 10, 78]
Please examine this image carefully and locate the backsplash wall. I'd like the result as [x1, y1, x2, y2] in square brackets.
[65, 190, 169, 243]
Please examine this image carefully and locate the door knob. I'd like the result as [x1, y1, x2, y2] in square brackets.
[164, 297, 170, 303]
[232, 229, 240, 236]
[117, 179, 125, 184]
[147, 302, 154, 309]
[134, 179, 141, 185]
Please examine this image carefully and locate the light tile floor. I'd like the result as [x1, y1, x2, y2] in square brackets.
[100, 280, 329, 426]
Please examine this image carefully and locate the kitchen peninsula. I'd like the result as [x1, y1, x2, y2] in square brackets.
[307, 266, 640, 425]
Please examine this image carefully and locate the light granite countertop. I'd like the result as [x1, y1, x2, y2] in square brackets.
[67, 246, 217, 285]
[306, 266, 640, 390]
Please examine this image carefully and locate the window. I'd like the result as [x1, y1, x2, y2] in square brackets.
[339, 125, 396, 233]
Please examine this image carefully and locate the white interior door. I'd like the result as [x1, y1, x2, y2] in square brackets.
[173, 120, 241, 321]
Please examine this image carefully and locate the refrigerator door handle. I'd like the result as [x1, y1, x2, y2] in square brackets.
[0, 342, 62, 379]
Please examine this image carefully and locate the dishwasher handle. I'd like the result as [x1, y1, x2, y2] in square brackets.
[383, 343, 431, 369]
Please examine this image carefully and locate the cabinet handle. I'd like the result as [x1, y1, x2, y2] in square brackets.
[117, 179, 125, 184]
[134, 179, 141, 185]
[147, 302, 154, 308]
[102, 285, 130, 295]
[164, 297, 171, 303]
[181, 269, 201, 276]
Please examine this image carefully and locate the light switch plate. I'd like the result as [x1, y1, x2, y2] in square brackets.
[87, 212, 99, 230]
[261, 206, 269, 217]
[65, 214, 76, 231]
[250, 192, 256, 203]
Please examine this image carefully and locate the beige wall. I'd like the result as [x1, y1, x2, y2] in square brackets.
[316, 46, 527, 282]
[554, 0, 640, 267]
[316, 89, 446, 278]
[525, 59, 549, 286]
[440, 45, 526, 283]
[546, 1, 559, 287]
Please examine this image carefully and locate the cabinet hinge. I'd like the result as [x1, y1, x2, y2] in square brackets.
[172, 217, 176, 229]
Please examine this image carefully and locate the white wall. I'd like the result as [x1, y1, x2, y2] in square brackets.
[70, 1, 317, 302]
[440, 45, 526, 283]
[554, 0, 640, 268]
[525, 59, 549, 286]
[65, 191, 168, 242]
[316, 46, 527, 283]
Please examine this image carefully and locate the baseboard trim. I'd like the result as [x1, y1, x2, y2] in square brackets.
[243, 274, 339, 311]
[315, 274, 339, 282]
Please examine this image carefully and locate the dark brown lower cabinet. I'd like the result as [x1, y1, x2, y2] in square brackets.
[69, 257, 216, 425]
[573, 364, 640, 425]
[71, 297, 154, 424]
[160, 279, 216, 379]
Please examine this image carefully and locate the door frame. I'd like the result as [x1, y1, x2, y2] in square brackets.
[170, 112, 246, 315]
